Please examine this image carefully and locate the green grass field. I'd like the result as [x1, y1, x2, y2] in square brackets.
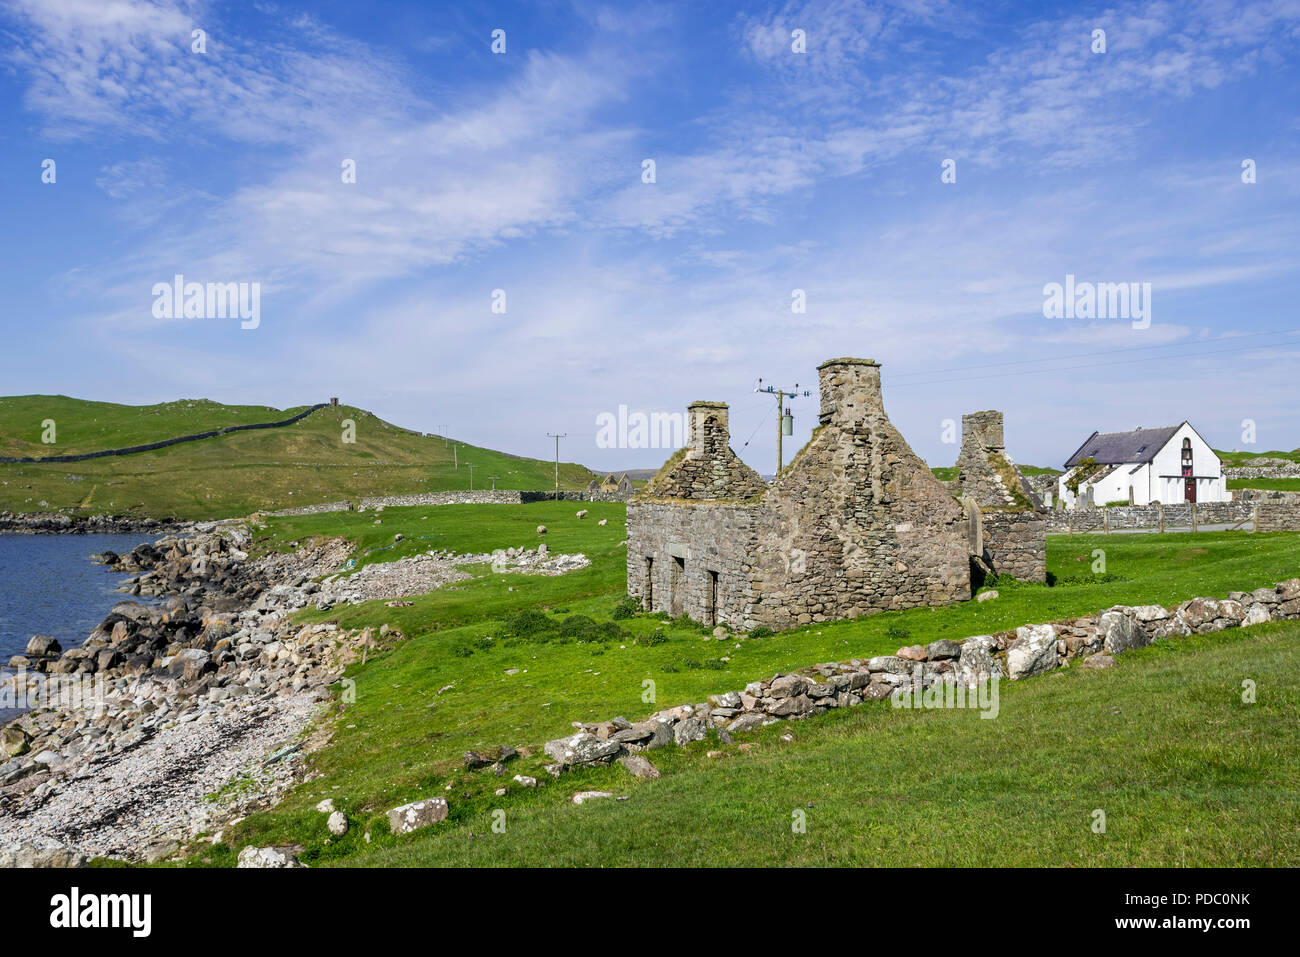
[181, 503, 1300, 867]
[0, 397, 596, 520]
[1229, 478, 1300, 492]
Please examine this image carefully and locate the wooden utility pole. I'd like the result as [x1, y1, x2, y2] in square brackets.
[755, 380, 811, 475]
[487, 475, 500, 490]
[547, 433, 567, 499]
[467, 463, 477, 489]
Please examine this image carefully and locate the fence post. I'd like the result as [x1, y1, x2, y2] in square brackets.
[1104, 509, 1110, 535]
[1158, 503, 1165, 534]
[1253, 503, 1259, 533]
[1192, 503, 1198, 533]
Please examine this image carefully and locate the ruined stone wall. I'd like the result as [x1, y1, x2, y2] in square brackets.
[747, 359, 970, 629]
[625, 501, 759, 624]
[1256, 501, 1300, 532]
[956, 410, 1042, 511]
[981, 510, 1047, 582]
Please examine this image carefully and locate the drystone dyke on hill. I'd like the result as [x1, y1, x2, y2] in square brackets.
[540, 576, 1300, 773]
[0, 404, 327, 465]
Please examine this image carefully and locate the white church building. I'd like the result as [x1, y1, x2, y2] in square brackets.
[1058, 422, 1230, 509]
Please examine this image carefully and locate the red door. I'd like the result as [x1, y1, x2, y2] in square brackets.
[1185, 478, 1196, 502]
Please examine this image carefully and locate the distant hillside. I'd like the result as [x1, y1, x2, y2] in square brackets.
[1216, 449, 1300, 467]
[0, 397, 595, 521]
[931, 463, 1060, 483]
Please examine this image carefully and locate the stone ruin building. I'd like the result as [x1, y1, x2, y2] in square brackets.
[626, 357, 1046, 631]
[955, 410, 1048, 585]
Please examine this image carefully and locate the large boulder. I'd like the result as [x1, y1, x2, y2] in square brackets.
[767, 674, 811, 698]
[1100, 610, 1148, 655]
[954, 636, 1003, 687]
[866, 655, 910, 675]
[1178, 597, 1245, 633]
[1006, 624, 1059, 680]
[236, 846, 305, 868]
[25, 635, 61, 658]
[386, 798, 449, 835]
[926, 639, 962, 661]
[0, 839, 86, 868]
[673, 718, 709, 745]
[542, 732, 622, 767]
[618, 754, 660, 779]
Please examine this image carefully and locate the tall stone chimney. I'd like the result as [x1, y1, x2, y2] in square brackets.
[961, 410, 1004, 454]
[817, 358, 883, 427]
[687, 401, 729, 458]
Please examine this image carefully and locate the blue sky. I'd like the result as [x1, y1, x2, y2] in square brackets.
[2, 0, 1298, 474]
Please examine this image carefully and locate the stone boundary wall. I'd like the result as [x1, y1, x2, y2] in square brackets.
[1046, 501, 1255, 532]
[261, 489, 631, 517]
[1257, 501, 1300, 533]
[1236, 488, 1300, 503]
[357, 491, 524, 509]
[981, 510, 1047, 582]
[261, 501, 357, 517]
[1226, 465, 1300, 479]
[0, 404, 327, 465]
[540, 577, 1300, 773]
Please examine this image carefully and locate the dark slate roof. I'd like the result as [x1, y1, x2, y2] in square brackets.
[1064, 425, 1182, 468]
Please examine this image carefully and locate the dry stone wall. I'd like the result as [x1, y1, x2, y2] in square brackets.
[980, 510, 1048, 582]
[1047, 501, 1258, 532]
[542, 575, 1300, 773]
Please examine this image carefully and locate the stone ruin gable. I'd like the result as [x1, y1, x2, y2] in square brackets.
[955, 410, 1047, 583]
[625, 500, 761, 624]
[637, 401, 767, 501]
[956, 410, 1042, 511]
[628, 402, 767, 625]
[746, 358, 971, 629]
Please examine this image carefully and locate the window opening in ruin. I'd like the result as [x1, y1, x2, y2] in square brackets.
[707, 570, 719, 625]
[670, 556, 685, 618]
[644, 556, 654, 610]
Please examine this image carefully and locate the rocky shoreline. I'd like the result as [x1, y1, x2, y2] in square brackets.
[0, 510, 177, 536]
[0, 522, 386, 865]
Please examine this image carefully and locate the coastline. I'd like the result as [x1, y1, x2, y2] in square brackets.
[0, 511, 178, 536]
[0, 520, 371, 865]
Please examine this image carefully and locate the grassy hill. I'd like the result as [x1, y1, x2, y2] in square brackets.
[932, 464, 1059, 482]
[189, 505, 1300, 868]
[1217, 448, 1300, 467]
[0, 397, 595, 521]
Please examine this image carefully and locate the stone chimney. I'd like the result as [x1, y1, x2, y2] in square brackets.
[817, 358, 882, 427]
[961, 410, 1004, 454]
[687, 401, 729, 458]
